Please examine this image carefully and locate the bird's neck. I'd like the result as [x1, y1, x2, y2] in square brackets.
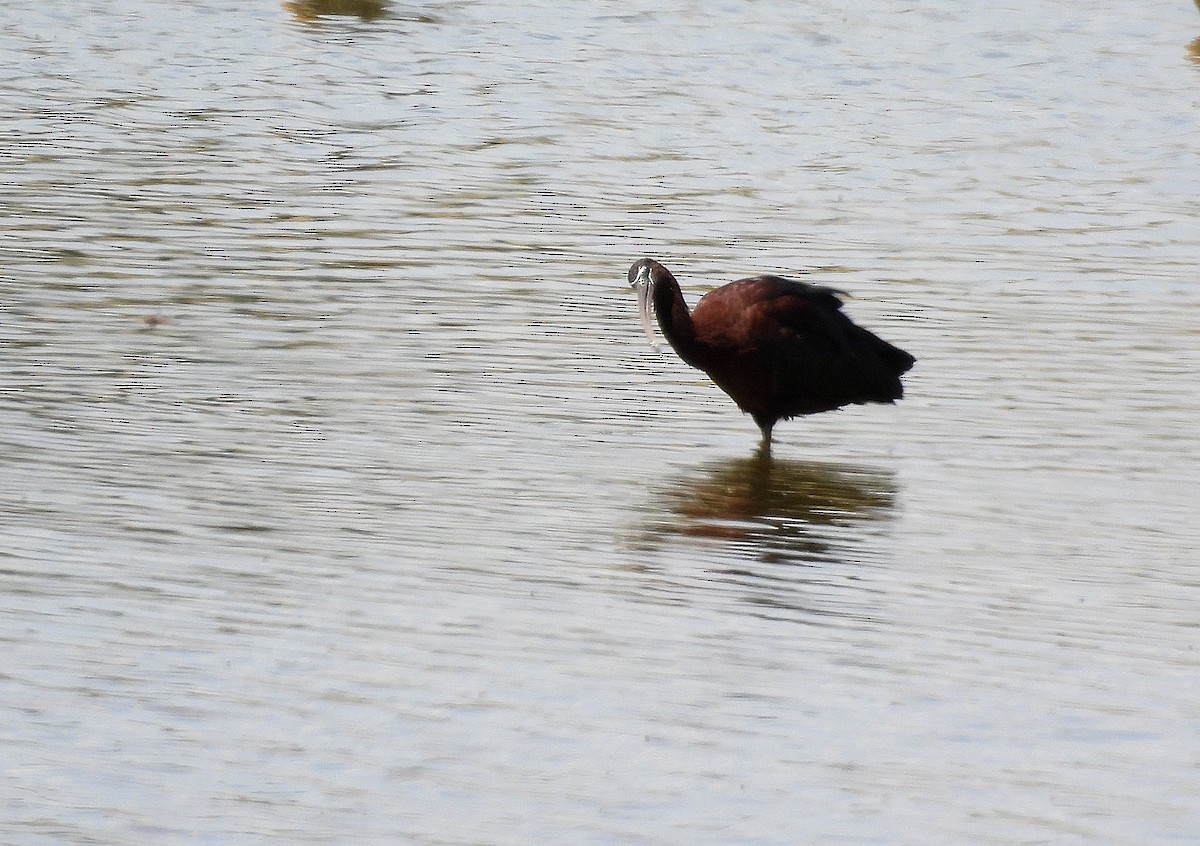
[654, 276, 698, 352]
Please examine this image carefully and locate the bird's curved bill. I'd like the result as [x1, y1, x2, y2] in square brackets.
[635, 280, 661, 352]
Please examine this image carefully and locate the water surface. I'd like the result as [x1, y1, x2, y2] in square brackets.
[3, 2, 1199, 844]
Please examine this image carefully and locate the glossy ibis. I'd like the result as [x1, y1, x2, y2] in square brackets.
[629, 258, 915, 446]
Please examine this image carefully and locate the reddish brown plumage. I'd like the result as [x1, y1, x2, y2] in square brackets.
[629, 258, 915, 444]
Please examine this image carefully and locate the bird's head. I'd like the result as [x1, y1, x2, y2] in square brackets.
[628, 257, 665, 352]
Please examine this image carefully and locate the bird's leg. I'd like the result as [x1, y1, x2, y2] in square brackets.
[754, 416, 774, 454]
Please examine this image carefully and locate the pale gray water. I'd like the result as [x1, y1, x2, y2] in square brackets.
[2, 1, 1199, 844]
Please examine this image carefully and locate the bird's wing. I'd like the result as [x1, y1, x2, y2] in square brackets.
[750, 280, 910, 406]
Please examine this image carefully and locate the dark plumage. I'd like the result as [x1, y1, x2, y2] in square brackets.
[629, 258, 915, 445]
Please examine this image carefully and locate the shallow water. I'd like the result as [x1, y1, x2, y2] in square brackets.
[3, 1, 1199, 844]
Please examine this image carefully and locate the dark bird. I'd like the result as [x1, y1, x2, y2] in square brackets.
[629, 258, 915, 447]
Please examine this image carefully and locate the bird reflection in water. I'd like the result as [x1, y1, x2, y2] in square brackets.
[1191, 2, 1200, 64]
[629, 451, 899, 623]
[284, 0, 389, 22]
[648, 451, 897, 564]
[1188, 36, 1200, 66]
